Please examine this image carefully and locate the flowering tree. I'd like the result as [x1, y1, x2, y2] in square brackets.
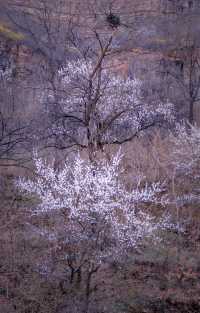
[169, 123, 200, 208]
[170, 123, 200, 175]
[17, 151, 175, 312]
[44, 39, 175, 160]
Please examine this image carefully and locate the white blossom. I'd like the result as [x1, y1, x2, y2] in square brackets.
[46, 59, 175, 146]
[17, 151, 176, 262]
[168, 122, 200, 208]
[170, 122, 200, 175]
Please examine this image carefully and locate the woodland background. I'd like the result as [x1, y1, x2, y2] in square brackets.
[1, 1, 200, 312]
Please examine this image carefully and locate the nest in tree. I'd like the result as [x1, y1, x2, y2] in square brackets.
[106, 13, 121, 28]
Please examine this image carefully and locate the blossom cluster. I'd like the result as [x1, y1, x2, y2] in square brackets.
[46, 59, 175, 146]
[17, 151, 176, 262]
[170, 123, 200, 175]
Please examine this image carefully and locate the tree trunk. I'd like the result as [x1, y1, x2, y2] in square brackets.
[189, 100, 194, 124]
[83, 265, 99, 313]
[76, 268, 82, 287]
[69, 267, 75, 284]
[83, 270, 92, 313]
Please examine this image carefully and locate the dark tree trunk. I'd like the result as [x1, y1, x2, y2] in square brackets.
[83, 265, 99, 313]
[189, 100, 194, 124]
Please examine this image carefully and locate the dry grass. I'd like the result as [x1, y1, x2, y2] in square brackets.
[0, 23, 25, 41]
[1, 132, 200, 313]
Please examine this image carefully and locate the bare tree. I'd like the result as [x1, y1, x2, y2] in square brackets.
[160, 41, 200, 124]
[0, 67, 31, 166]
[183, 43, 200, 124]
